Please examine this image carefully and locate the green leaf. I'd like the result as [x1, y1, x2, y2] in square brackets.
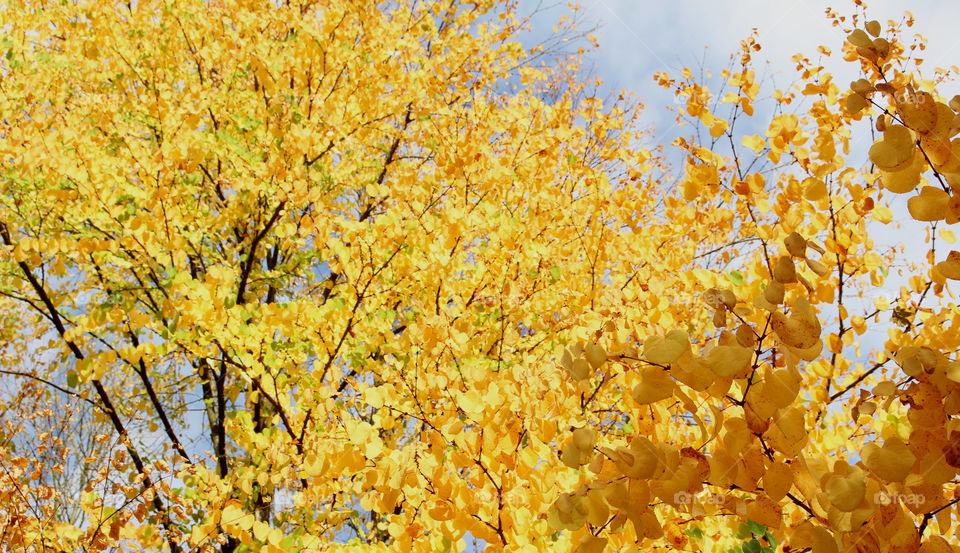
[684, 526, 704, 540]
[550, 266, 561, 282]
[66, 371, 78, 388]
[735, 523, 751, 539]
[745, 520, 767, 536]
[742, 539, 761, 553]
[282, 527, 303, 549]
[727, 270, 744, 286]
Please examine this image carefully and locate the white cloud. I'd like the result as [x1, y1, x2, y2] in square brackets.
[576, 0, 960, 91]
[516, 0, 960, 136]
[516, 0, 957, 351]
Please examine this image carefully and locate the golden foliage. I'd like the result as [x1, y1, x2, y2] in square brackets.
[1, 1, 959, 553]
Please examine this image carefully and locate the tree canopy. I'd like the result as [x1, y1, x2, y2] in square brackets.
[1, 1, 960, 553]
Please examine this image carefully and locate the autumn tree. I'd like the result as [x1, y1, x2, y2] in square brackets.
[1, 0, 960, 553]
[547, 10, 960, 553]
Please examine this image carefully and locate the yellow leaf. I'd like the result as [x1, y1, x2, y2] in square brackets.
[584, 489, 610, 527]
[221, 500, 253, 531]
[768, 407, 807, 455]
[575, 535, 607, 553]
[563, 427, 597, 468]
[705, 345, 752, 379]
[824, 468, 865, 512]
[771, 300, 820, 349]
[561, 345, 592, 380]
[907, 186, 950, 222]
[710, 120, 728, 138]
[790, 522, 839, 553]
[632, 367, 675, 404]
[643, 330, 690, 365]
[783, 232, 807, 257]
[252, 521, 271, 543]
[873, 205, 893, 222]
[847, 29, 873, 48]
[898, 91, 937, 134]
[862, 437, 916, 482]
[805, 257, 830, 277]
[869, 125, 915, 171]
[636, 510, 664, 539]
[762, 461, 795, 501]
[851, 78, 874, 95]
[572, 427, 596, 451]
[764, 280, 785, 305]
[872, 381, 896, 396]
[936, 250, 960, 280]
[765, 367, 800, 408]
[742, 134, 765, 153]
[881, 165, 922, 193]
[584, 343, 607, 369]
[427, 501, 453, 522]
[773, 256, 797, 283]
[845, 93, 868, 114]
[613, 437, 661, 479]
[803, 177, 828, 201]
[746, 495, 782, 529]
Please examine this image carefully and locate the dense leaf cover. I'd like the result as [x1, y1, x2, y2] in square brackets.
[1, 1, 959, 552]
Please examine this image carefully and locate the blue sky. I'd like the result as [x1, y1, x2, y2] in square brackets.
[532, 0, 956, 491]
[550, 0, 960, 135]
[516, 0, 960, 159]
[513, 0, 960, 341]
